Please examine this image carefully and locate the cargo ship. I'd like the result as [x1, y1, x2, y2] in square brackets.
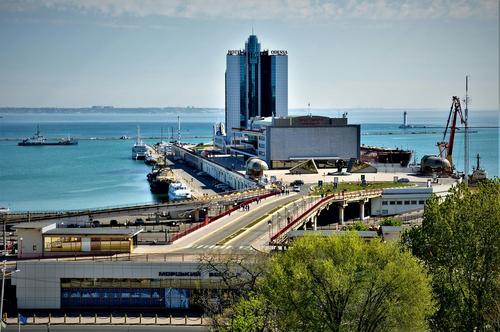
[147, 165, 175, 194]
[18, 126, 78, 146]
[360, 145, 412, 167]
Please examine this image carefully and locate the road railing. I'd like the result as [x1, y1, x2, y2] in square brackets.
[270, 189, 383, 245]
[168, 189, 280, 243]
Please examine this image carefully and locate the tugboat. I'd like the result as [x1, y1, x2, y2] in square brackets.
[147, 165, 174, 194]
[469, 153, 487, 185]
[18, 125, 78, 146]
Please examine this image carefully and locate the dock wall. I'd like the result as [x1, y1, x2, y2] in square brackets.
[172, 145, 257, 191]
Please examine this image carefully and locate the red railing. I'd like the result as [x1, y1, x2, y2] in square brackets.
[270, 189, 383, 244]
[168, 190, 280, 243]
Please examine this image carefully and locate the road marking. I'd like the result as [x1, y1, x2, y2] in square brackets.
[209, 245, 215, 249]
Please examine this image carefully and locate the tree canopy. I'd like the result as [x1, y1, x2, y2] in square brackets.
[225, 234, 434, 332]
[402, 180, 500, 331]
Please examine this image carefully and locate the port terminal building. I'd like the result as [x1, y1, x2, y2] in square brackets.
[12, 260, 216, 309]
[14, 221, 142, 259]
[219, 115, 360, 169]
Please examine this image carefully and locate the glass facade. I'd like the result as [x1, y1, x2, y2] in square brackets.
[260, 53, 277, 117]
[225, 34, 287, 143]
[60, 278, 226, 309]
[240, 58, 247, 128]
[44, 236, 132, 253]
[246, 35, 260, 122]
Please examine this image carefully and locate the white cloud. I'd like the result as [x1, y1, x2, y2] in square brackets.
[1, 0, 498, 20]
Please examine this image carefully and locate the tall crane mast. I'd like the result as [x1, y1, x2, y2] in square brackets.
[437, 96, 466, 169]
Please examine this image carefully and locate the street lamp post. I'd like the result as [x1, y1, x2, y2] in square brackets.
[18, 238, 23, 258]
[0, 208, 8, 256]
[0, 260, 20, 332]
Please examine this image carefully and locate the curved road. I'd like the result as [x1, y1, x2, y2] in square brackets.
[169, 193, 300, 254]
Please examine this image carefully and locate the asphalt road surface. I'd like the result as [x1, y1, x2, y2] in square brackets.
[172, 192, 300, 254]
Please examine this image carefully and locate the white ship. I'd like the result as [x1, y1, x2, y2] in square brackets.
[168, 181, 192, 201]
[132, 126, 151, 160]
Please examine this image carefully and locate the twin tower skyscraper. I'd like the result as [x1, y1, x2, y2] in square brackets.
[225, 34, 288, 143]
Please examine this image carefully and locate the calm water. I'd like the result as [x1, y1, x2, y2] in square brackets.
[0, 110, 497, 211]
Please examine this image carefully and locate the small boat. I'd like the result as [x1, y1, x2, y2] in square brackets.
[168, 181, 192, 201]
[18, 126, 78, 146]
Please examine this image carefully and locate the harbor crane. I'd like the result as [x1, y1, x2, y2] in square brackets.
[436, 96, 466, 171]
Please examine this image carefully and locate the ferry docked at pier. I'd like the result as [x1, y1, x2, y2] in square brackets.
[168, 182, 192, 201]
[18, 125, 78, 146]
[131, 126, 151, 160]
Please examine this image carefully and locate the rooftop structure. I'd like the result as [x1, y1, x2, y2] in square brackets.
[14, 222, 143, 258]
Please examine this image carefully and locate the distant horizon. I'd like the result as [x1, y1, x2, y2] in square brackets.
[0, 106, 498, 112]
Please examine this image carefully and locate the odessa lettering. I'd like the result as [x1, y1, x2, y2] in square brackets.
[270, 50, 288, 55]
[228, 50, 246, 56]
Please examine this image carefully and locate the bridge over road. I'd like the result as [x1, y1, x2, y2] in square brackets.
[269, 189, 383, 246]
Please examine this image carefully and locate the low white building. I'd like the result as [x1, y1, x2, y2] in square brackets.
[371, 184, 453, 216]
[14, 222, 142, 258]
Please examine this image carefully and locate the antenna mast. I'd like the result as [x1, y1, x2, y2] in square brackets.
[177, 115, 181, 144]
[464, 75, 469, 186]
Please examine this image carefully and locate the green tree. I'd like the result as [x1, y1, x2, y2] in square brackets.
[379, 217, 401, 226]
[228, 234, 434, 331]
[402, 180, 500, 331]
[346, 221, 369, 231]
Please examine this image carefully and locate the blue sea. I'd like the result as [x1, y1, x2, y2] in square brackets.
[0, 109, 497, 212]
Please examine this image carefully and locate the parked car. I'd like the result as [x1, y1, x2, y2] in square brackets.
[291, 180, 304, 186]
[109, 219, 118, 227]
[397, 178, 410, 183]
[134, 218, 145, 226]
[166, 220, 178, 227]
[92, 220, 100, 227]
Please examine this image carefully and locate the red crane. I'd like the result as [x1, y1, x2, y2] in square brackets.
[436, 96, 466, 170]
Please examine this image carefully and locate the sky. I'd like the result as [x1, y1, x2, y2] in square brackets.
[0, 0, 498, 109]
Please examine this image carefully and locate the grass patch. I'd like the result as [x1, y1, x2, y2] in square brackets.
[312, 181, 412, 196]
